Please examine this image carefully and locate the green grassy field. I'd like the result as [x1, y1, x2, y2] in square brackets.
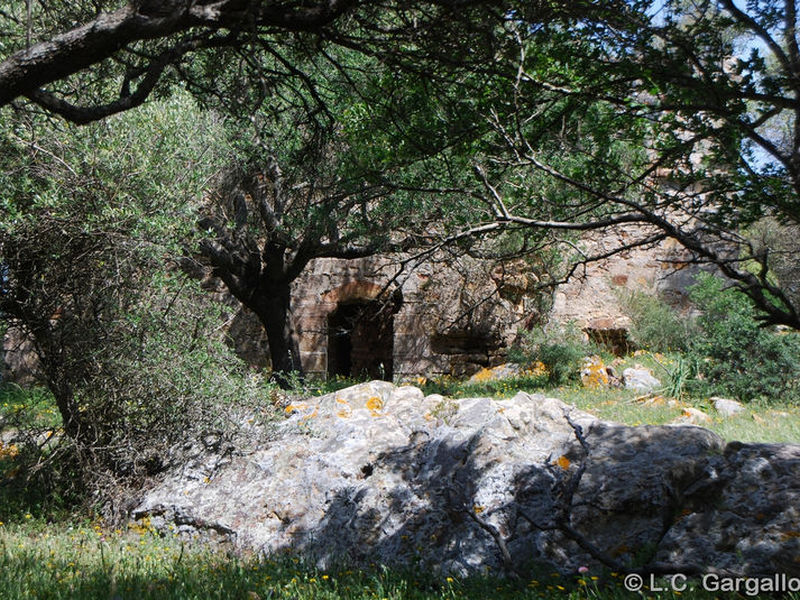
[1, 521, 788, 600]
[401, 350, 800, 444]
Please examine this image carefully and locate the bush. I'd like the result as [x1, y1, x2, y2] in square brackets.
[0, 94, 276, 501]
[0, 270, 275, 516]
[77, 276, 273, 478]
[619, 289, 696, 353]
[510, 322, 597, 386]
[686, 273, 800, 402]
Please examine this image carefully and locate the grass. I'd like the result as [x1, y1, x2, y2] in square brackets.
[556, 386, 800, 443]
[0, 384, 61, 431]
[167, 350, 800, 445]
[0, 520, 789, 600]
[1, 359, 798, 599]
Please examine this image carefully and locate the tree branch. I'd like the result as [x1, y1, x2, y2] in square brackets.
[0, 0, 361, 114]
[24, 32, 237, 124]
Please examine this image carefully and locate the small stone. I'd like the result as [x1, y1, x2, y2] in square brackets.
[580, 355, 609, 388]
[605, 365, 623, 388]
[467, 363, 521, 384]
[712, 397, 745, 417]
[623, 366, 661, 393]
[673, 407, 711, 425]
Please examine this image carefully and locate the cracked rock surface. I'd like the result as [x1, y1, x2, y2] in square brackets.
[134, 382, 800, 576]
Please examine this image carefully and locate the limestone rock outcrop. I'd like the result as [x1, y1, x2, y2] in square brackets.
[135, 382, 800, 577]
[580, 355, 609, 388]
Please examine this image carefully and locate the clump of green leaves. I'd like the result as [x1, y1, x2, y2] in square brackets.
[0, 94, 278, 498]
[622, 276, 800, 402]
[686, 274, 800, 402]
[618, 289, 696, 353]
[509, 322, 597, 386]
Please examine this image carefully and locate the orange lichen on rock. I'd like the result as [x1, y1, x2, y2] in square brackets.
[555, 455, 571, 470]
[299, 407, 318, 424]
[335, 397, 351, 418]
[612, 544, 631, 557]
[366, 396, 384, 416]
[580, 356, 609, 388]
[0, 442, 19, 460]
[526, 361, 548, 377]
[471, 368, 494, 383]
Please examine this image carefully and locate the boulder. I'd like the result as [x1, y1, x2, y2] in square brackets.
[622, 366, 661, 393]
[712, 396, 745, 417]
[135, 382, 800, 578]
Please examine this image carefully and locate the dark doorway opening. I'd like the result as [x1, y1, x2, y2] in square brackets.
[327, 300, 395, 380]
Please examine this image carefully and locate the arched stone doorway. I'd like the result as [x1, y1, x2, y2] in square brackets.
[324, 282, 401, 381]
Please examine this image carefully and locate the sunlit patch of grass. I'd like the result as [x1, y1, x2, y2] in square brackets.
[553, 385, 800, 443]
[708, 402, 800, 443]
[555, 386, 683, 425]
[0, 384, 78, 523]
[421, 374, 550, 399]
[0, 384, 61, 431]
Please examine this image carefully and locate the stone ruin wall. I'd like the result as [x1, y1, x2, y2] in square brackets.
[289, 254, 530, 379]
[549, 224, 701, 351]
[219, 224, 703, 379]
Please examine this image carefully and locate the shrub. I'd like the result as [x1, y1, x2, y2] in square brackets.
[615, 278, 800, 402]
[510, 322, 597, 386]
[618, 289, 696, 353]
[687, 273, 800, 402]
[0, 270, 275, 517]
[0, 94, 275, 500]
[77, 277, 273, 478]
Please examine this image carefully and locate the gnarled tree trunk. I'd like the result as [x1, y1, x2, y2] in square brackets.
[250, 281, 301, 388]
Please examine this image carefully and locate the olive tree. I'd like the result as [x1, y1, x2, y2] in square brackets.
[457, 0, 800, 328]
[0, 95, 263, 477]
